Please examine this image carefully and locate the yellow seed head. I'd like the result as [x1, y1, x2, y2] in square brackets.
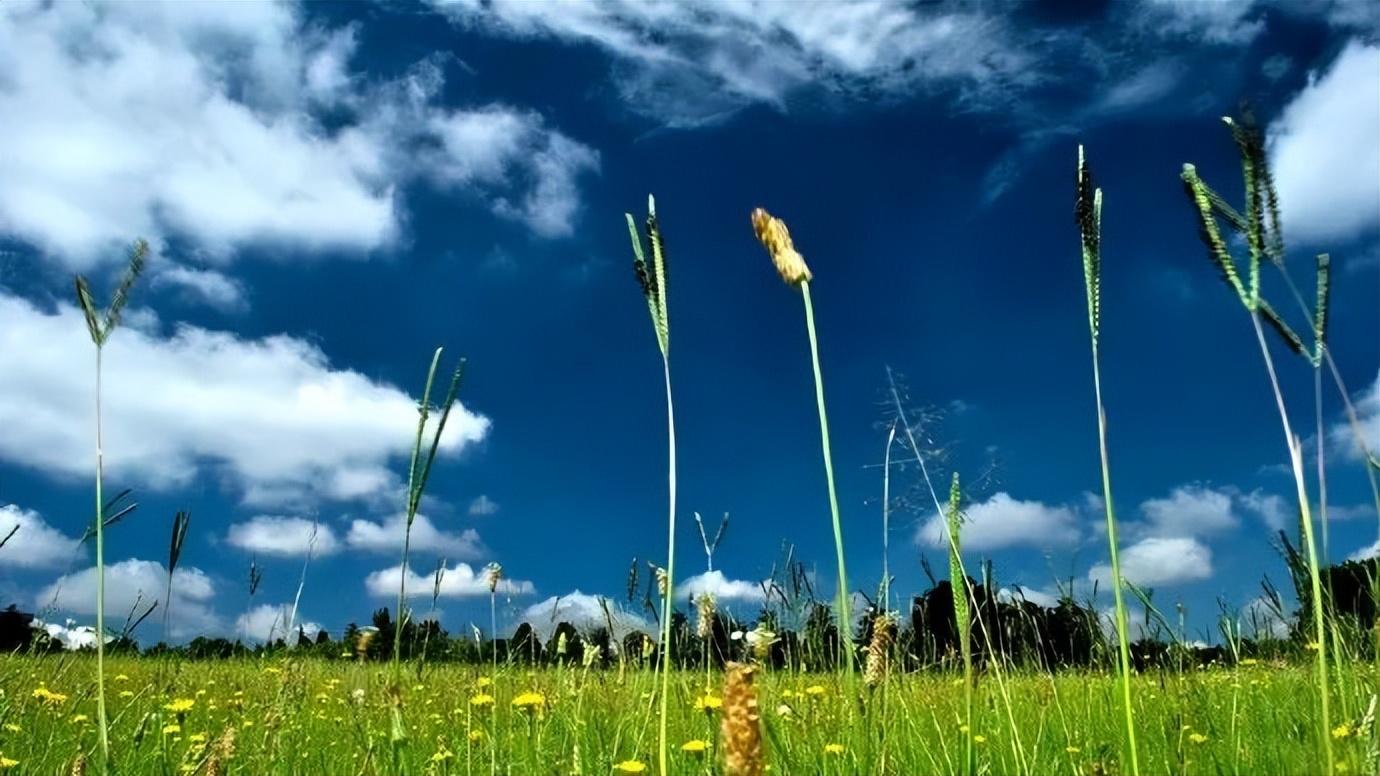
[68, 754, 86, 776]
[751, 208, 812, 285]
[864, 612, 897, 688]
[695, 592, 717, 639]
[721, 662, 765, 776]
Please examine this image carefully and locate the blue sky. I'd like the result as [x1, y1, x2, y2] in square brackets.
[0, 0, 1377, 646]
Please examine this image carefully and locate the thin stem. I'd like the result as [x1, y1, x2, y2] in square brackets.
[1090, 338, 1140, 776]
[882, 423, 896, 613]
[94, 346, 110, 774]
[657, 353, 677, 776]
[800, 281, 852, 681]
[1251, 313, 1332, 773]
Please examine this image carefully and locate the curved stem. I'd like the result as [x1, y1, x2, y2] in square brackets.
[657, 354, 677, 776]
[94, 346, 110, 774]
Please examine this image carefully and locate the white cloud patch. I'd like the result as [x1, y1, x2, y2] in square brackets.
[1137, 485, 1240, 537]
[916, 492, 1079, 551]
[1269, 41, 1380, 246]
[346, 514, 486, 559]
[467, 495, 499, 516]
[1239, 489, 1289, 531]
[679, 570, 766, 603]
[1348, 539, 1380, 562]
[1141, 0, 1264, 43]
[1329, 371, 1380, 464]
[432, 0, 1038, 126]
[225, 516, 339, 557]
[363, 561, 533, 599]
[36, 619, 107, 650]
[235, 603, 320, 645]
[1089, 537, 1213, 588]
[35, 558, 220, 641]
[0, 0, 597, 266]
[518, 591, 651, 643]
[1240, 595, 1291, 639]
[154, 265, 248, 312]
[0, 292, 490, 507]
[0, 503, 81, 569]
[997, 586, 1060, 609]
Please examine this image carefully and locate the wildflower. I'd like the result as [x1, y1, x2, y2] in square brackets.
[430, 748, 454, 763]
[1306, 641, 1321, 651]
[1, 725, 18, 733]
[775, 704, 793, 717]
[751, 208, 812, 285]
[476, 677, 493, 688]
[467, 729, 484, 743]
[973, 735, 987, 744]
[1188, 733, 1208, 744]
[114, 674, 130, 682]
[694, 694, 723, 712]
[1332, 723, 1353, 739]
[71, 714, 89, 724]
[1240, 658, 1259, 666]
[350, 689, 366, 705]
[824, 743, 845, 755]
[1065, 746, 1081, 754]
[469, 694, 495, 708]
[32, 686, 68, 705]
[165, 698, 195, 714]
[163, 724, 182, 736]
[119, 690, 135, 699]
[0, 757, 16, 769]
[189, 733, 207, 744]
[803, 685, 826, 698]
[511, 691, 545, 711]
[614, 761, 647, 773]
[681, 740, 709, 754]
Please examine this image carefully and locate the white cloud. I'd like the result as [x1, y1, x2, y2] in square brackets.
[1141, 0, 1264, 43]
[36, 619, 108, 650]
[518, 591, 651, 643]
[226, 516, 339, 557]
[1269, 42, 1380, 246]
[1137, 485, 1240, 537]
[916, 492, 1079, 551]
[679, 570, 766, 603]
[0, 504, 81, 569]
[35, 558, 220, 641]
[1329, 371, 1380, 464]
[0, 1, 597, 266]
[467, 495, 499, 516]
[0, 291, 490, 506]
[997, 586, 1059, 609]
[1239, 489, 1289, 531]
[431, 0, 1038, 126]
[363, 561, 533, 599]
[346, 514, 486, 559]
[235, 603, 320, 645]
[1089, 537, 1213, 588]
[1240, 595, 1291, 639]
[1348, 539, 1380, 562]
[154, 266, 248, 312]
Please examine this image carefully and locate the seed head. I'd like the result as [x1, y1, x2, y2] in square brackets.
[484, 562, 503, 594]
[751, 208, 812, 285]
[695, 592, 718, 639]
[721, 662, 765, 776]
[864, 612, 898, 688]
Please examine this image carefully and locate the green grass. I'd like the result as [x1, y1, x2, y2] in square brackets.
[0, 655, 1373, 775]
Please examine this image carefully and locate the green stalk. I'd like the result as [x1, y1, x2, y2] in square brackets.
[93, 346, 110, 771]
[656, 352, 678, 776]
[945, 473, 973, 776]
[393, 347, 443, 676]
[801, 280, 853, 682]
[1076, 146, 1139, 775]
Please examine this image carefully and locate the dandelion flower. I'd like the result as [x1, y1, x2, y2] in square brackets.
[694, 694, 723, 712]
[1, 725, 17, 734]
[162, 724, 182, 736]
[681, 740, 708, 754]
[70, 714, 89, 724]
[614, 761, 647, 773]
[469, 694, 495, 708]
[1188, 733, 1208, 744]
[1065, 746, 1081, 754]
[824, 743, 845, 755]
[468, 729, 484, 743]
[165, 698, 195, 714]
[1332, 723, 1353, 739]
[512, 691, 545, 711]
[476, 677, 493, 688]
[973, 735, 987, 744]
[0, 757, 17, 769]
[803, 685, 826, 698]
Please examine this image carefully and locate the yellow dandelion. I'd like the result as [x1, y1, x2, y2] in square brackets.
[511, 691, 545, 711]
[469, 693, 495, 708]
[1, 724, 18, 734]
[114, 674, 130, 682]
[70, 714, 89, 724]
[1188, 733, 1208, 744]
[694, 694, 724, 712]
[1332, 723, 1353, 739]
[1065, 746, 1081, 754]
[119, 690, 135, 699]
[824, 743, 845, 755]
[681, 739, 709, 754]
[973, 735, 987, 744]
[614, 761, 647, 773]
[162, 724, 182, 736]
[477, 676, 493, 688]
[804, 684, 826, 698]
[0, 757, 16, 769]
[164, 698, 195, 714]
[189, 733, 207, 743]
[467, 729, 484, 743]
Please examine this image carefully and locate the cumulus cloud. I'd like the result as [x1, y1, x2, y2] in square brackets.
[680, 571, 766, 603]
[518, 591, 651, 643]
[363, 561, 533, 599]
[1140, 0, 1264, 43]
[226, 516, 339, 557]
[0, 291, 489, 506]
[153, 266, 248, 312]
[1269, 42, 1380, 246]
[0, 503, 81, 569]
[1329, 371, 1380, 463]
[1238, 489, 1289, 531]
[1089, 537, 1212, 588]
[916, 492, 1080, 551]
[36, 619, 107, 650]
[0, 1, 597, 267]
[997, 586, 1060, 609]
[35, 559, 220, 640]
[235, 603, 321, 645]
[1136, 485, 1240, 537]
[467, 495, 499, 516]
[347, 514, 486, 558]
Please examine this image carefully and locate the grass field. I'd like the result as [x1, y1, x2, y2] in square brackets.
[1, 654, 1375, 775]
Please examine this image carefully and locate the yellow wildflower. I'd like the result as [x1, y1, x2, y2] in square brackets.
[162, 724, 182, 736]
[1188, 733, 1208, 744]
[1240, 658, 1259, 666]
[681, 739, 709, 754]
[511, 691, 545, 711]
[467, 729, 484, 742]
[804, 685, 826, 698]
[1, 724, 17, 733]
[1065, 746, 1081, 754]
[469, 693, 495, 708]
[694, 694, 723, 712]
[824, 743, 845, 755]
[476, 676, 493, 688]
[189, 733, 207, 744]
[1332, 723, 1353, 739]
[71, 714, 89, 724]
[114, 674, 130, 682]
[119, 690, 135, 698]
[0, 757, 16, 769]
[614, 761, 647, 773]
[974, 735, 987, 744]
[164, 698, 195, 714]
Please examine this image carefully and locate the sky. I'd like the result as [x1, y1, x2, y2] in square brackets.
[0, 0, 1377, 647]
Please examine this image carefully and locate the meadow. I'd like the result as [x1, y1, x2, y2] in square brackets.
[0, 654, 1373, 775]
[3, 107, 1378, 776]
